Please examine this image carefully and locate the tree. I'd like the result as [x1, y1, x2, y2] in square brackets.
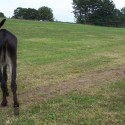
[13, 6, 54, 21]
[38, 6, 54, 21]
[89, 0, 116, 26]
[27, 8, 39, 20]
[121, 7, 125, 15]
[0, 12, 5, 18]
[120, 7, 125, 26]
[73, 0, 102, 23]
[13, 7, 39, 20]
[13, 7, 23, 19]
[73, 0, 89, 23]
[72, 0, 124, 27]
[22, 8, 39, 20]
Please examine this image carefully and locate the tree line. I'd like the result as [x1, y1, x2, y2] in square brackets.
[73, 0, 125, 27]
[0, 6, 54, 21]
[13, 6, 54, 21]
[0, 1, 125, 27]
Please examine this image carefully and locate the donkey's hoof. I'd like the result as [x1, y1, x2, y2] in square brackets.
[1, 101, 7, 107]
[14, 107, 19, 116]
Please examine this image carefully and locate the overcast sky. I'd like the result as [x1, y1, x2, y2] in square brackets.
[0, 0, 125, 22]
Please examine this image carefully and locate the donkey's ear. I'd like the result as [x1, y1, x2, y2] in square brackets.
[0, 19, 6, 28]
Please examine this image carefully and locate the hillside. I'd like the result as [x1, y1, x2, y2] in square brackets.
[0, 19, 125, 124]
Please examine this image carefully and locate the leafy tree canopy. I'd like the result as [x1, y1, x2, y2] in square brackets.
[73, 0, 125, 27]
[0, 12, 5, 18]
[38, 6, 54, 21]
[13, 6, 54, 21]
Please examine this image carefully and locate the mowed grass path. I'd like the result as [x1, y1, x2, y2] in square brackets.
[0, 19, 125, 124]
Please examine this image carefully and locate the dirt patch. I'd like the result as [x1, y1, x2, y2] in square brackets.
[16, 66, 125, 105]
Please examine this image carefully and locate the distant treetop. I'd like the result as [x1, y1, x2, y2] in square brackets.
[0, 12, 5, 18]
[72, 0, 125, 27]
[13, 6, 54, 22]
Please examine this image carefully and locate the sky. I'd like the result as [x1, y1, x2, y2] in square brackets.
[0, 0, 125, 22]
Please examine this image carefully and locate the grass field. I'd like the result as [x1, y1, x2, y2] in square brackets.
[0, 19, 125, 124]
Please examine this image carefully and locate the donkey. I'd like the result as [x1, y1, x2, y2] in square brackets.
[0, 19, 19, 115]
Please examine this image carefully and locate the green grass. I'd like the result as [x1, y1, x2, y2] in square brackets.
[5, 79, 125, 125]
[7, 19, 125, 91]
[0, 18, 125, 124]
